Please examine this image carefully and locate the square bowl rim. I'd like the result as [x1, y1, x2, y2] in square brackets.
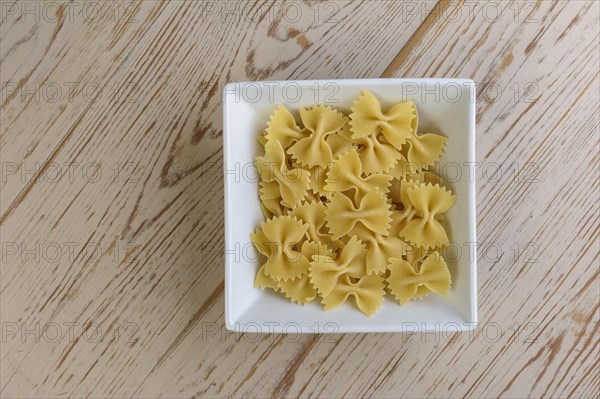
[223, 78, 477, 333]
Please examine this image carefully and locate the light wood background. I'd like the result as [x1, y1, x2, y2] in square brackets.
[1, 0, 599, 398]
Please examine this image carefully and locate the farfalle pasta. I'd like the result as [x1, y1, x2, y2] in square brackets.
[256, 140, 310, 208]
[288, 105, 348, 167]
[349, 90, 415, 149]
[289, 201, 334, 246]
[321, 274, 386, 317]
[250, 215, 310, 281]
[310, 236, 366, 296]
[325, 191, 391, 240]
[399, 183, 456, 249]
[251, 90, 457, 316]
[339, 124, 400, 175]
[264, 105, 306, 148]
[324, 149, 391, 202]
[387, 253, 451, 305]
[404, 102, 448, 169]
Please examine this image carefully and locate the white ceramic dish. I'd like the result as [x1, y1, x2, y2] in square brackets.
[223, 78, 477, 333]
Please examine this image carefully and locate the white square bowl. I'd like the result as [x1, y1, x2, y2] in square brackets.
[223, 78, 477, 333]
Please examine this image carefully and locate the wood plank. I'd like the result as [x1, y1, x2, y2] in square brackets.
[1, 0, 168, 217]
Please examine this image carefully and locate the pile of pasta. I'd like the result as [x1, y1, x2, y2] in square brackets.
[250, 90, 456, 316]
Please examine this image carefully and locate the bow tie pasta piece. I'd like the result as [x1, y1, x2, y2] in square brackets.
[256, 140, 310, 208]
[364, 234, 410, 275]
[264, 105, 306, 148]
[400, 183, 456, 249]
[401, 245, 434, 301]
[349, 90, 415, 149]
[391, 171, 444, 218]
[288, 105, 348, 167]
[289, 201, 334, 245]
[324, 149, 391, 203]
[250, 215, 311, 281]
[321, 274, 385, 316]
[278, 241, 334, 304]
[357, 134, 403, 175]
[255, 241, 331, 304]
[309, 236, 366, 297]
[404, 102, 448, 169]
[338, 125, 401, 175]
[386, 253, 451, 305]
[325, 191, 392, 240]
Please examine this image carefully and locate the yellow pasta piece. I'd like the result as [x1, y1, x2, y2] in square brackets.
[386, 253, 451, 305]
[391, 171, 443, 216]
[276, 241, 332, 304]
[325, 191, 392, 240]
[289, 201, 334, 246]
[338, 125, 400, 175]
[324, 149, 391, 202]
[349, 90, 415, 149]
[309, 236, 366, 297]
[256, 140, 310, 208]
[404, 102, 447, 169]
[364, 234, 410, 275]
[264, 105, 306, 148]
[403, 245, 434, 301]
[250, 215, 311, 281]
[399, 183, 456, 249]
[359, 135, 403, 175]
[321, 274, 385, 316]
[288, 105, 348, 167]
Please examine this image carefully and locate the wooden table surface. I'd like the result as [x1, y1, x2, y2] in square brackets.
[1, 1, 599, 398]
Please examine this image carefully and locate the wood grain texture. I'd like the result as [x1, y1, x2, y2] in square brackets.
[1, 0, 598, 398]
